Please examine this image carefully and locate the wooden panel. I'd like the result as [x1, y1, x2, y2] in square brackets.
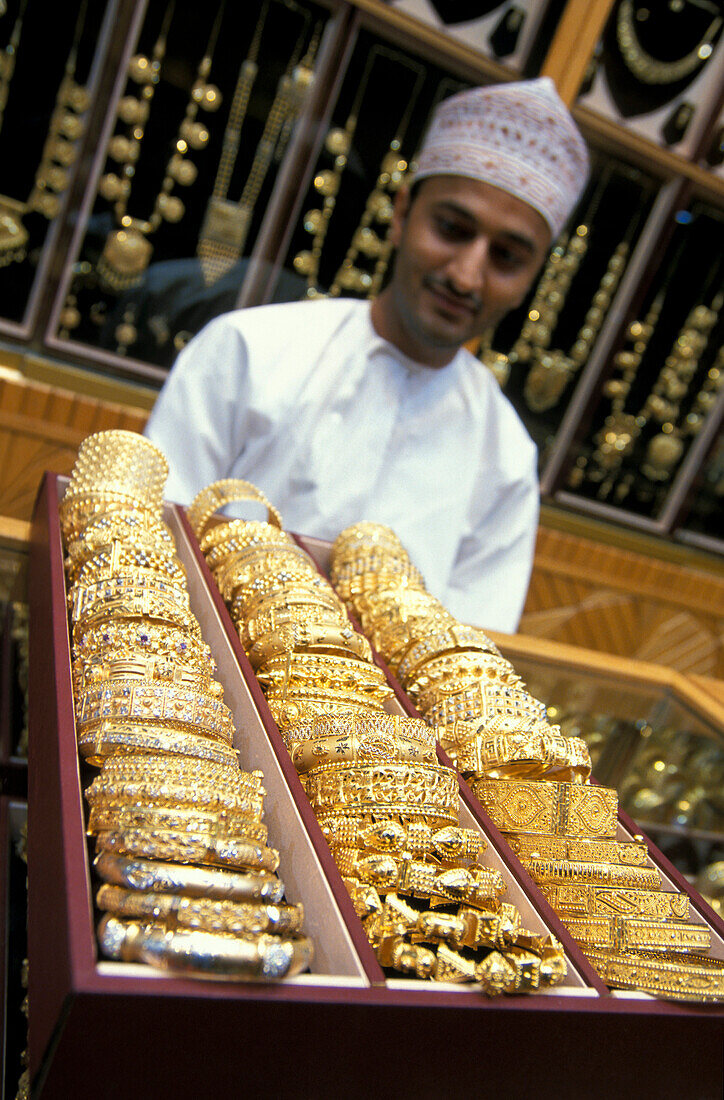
[0, 373, 147, 522]
[523, 526, 724, 678]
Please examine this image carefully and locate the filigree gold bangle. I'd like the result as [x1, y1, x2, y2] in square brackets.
[421, 682, 547, 731]
[282, 713, 437, 754]
[395, 626, 502, 683]
[95, 826, 280, 873]
[523, 858, 661, 891]
[319, 818, 484, 862]
[561, 914, 711, 954]
[333, 849, 505, 906]
[70, 572, 191, 623]
[75, 680, 236, 744]
[303, 761, 460, 822]
[94, 851, 285, 904]
[583, 947, 724, 1003]
[96, 751, 262, 792]
[247, 620, 372, 669]
[457, 727, 591, 783]
[85, 777, 265, 819]
[217, 546, 318, 601]
[471, 777, 618, 839]
[74, 620, 213, 671]
[87, 803, 267, 844]
[541, 882, 690, 920]
[187, 478, 283, 539]
[77, 720, 240, 768]
[502, 832, 649, 866]
[73, 655, 216, 694]
[98, 915, 312, 980]
[97, 884, 304, 936]
[290, 732, 436, 773]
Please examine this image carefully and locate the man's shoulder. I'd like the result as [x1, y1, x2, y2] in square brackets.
[210, 297, 367, 348]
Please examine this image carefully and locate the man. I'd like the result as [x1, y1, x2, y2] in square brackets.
[146, 77, 589, 632]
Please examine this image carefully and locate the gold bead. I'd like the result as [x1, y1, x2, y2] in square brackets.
[179, 119, 209, 149]
[168, 155, 197, 186]
[325, 128, 350, 157]
[157, 194, 185, 222]
[128, 55, 153, 84]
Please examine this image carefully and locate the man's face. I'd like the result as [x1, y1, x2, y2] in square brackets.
[379, 175, 551, 367]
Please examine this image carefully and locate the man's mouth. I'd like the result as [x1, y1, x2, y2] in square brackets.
[424, 280, 480, 319]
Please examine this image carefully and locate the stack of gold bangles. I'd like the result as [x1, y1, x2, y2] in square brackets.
[61, 432, 312, 981]
[193, 484, 567, 995]
[329, 522, 724, 1003]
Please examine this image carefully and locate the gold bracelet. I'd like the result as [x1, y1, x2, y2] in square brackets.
[365, 892, 518, 951]
[303, 761, 460, 822]
[374, 937, 566, 994]
[421, 682, 548, 731]
[60, 494, 161, 542]
[502, 832, 649, 866]
[98, 915, 312, 980]
[282, 712, 437, 754]
[200, 517, 295, 561]
[247, 620, 373, 670]
[542, 882, 690, 921]
[471, 777, 618, 839]
[95, 827, 280, 873]
[583, 947, 724, 1003]
[319, 818, 484, 862]
[96, 884, 304, 937]
[74, 620, 213, 671]
[457, 727, 592, 783]
[85, 777, 265, 820]
[256, 651, 389, 691]
[395, 627, 502, 683]
[94, 851, 285, 904]
[266, 695, 386, 730]
[87, 804, 267, 844]
[217, 547, 318, 602]
[96, 751, 262, 791]
[561, 914, 711, 954]
[290, 732, 436, 773]
[70, 572, 191, 622]
[523, 858, 661, 891]
[75, 542, 187, 588]
[407, 650, 519, 692]
[62, 429, 168, 500]
[71, 593, 200, 639]
[333, 849, 505, 906]
[234, 584, 343, 627]
[77, 720, 240, 768]
[75, 680, 236, 743]
[73, 655, 217, 695]
[242, 603, 348, 650]
[187, 478, 284, 540]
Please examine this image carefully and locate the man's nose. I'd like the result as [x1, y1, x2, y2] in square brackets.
[445, 240, 488, 297]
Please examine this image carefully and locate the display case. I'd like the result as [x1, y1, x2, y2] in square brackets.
[24, 474, 724, 1098]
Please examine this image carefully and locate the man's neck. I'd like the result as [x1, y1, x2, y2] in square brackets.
[370, 292, 458, 369]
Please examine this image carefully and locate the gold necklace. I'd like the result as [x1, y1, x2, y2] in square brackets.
[96, 3, 223, 293]
[198, 5, 321, 286]
[616, 0, 722, 85]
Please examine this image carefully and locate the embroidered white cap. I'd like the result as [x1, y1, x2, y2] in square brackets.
[414, 77, 589, 238]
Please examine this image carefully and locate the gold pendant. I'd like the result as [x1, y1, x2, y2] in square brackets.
[524, 350, 574, 412]
[96, 227, 153, 292]
[197, 197, 251, 286]
[0, 195, 29, 267]
[480, 348, 510, 389]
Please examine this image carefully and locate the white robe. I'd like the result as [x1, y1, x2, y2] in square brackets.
[145, 297, 539, 632]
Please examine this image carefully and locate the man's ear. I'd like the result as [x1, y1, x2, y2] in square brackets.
[389, 183, 411, 249]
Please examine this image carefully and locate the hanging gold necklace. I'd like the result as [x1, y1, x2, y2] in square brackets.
[616, 0, 722, 85]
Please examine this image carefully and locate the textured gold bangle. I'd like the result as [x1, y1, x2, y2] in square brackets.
[96, 884, 305, 936]
[72, 594, 200, 639]
[374, 937, 566, 993]
[85, 777, 265, 820]
[73, 655, 217, 696]
[457, 727, 591, 783]
[583, 947, 724, 1003]
[242, 604, 348, 650]
[421, 682, 548, 731]
[74, 620, 213, 670]
[319, 818, 484, 862]
[257, 651, 389, 690]
[75, 542, 187, 588]
[265, 695, 386, 729]
[60, 493, 160, 542]
[236, 584, 343, 626]
[200, 517, 295, 559]
[290, 732, 436, 773]
[365, 892, 521, 951]
[96, 751, 262, 792]
[77, 720, 240, 768]
[541, 882, 690, 920]
[407, 650, 519, 692]
[561, 914, 711, 954]
[303, 761, 460, 822]
[502, 832, 650, 866]
[98, 915, 312, 981]
[333, 849, 505, 906]
[188, 478, 284, 540]
[62, 429, 168, 503]
[218, 547, 318, 602]
[282, 713, 437, 754]
[247, 621, 373, 669]
[523, 858, 661, 891]
[395, 627, 502, 683]
[95, 827, 280, 873]
[94, 851, 285, 904]
[75, 680, 236, 743]
[70, 572, 191, 622]
[471, 777, 618, 839]
[87, 804, 267, 844]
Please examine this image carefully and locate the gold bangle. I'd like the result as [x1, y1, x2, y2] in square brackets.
[242, 603, 348, 649]
[471, 777, 618, 839]
[77, 720, 240, 768]
[282, 713, 437, 753]
[187, 478, 284, 540]
[247, 621, 373, 669]
[73, 655, 217, 697]
[582, 947, 724, 1003]
[421, 682, 547, 731]
[502, 832, 650, 866]
[334, 569, 426, 602]
[290, 732, 436, 773]
[333, 848, 505, 906]
[407, 650, 519, 692]
[87, 804, 267, 844]
[74, 541, 187, 588]
[319, 818, 484, 862]
[523, 858, 661, 891]
[96, 751, 262, 792]
[457, 727, 592, 783]
[60, 494, 161, 542]
[74, 620, 214, 671]
[95, 827, 280, 873]
[96, 884, 304, 937]
[234, 585, 343, 627]
[395, 626, 502, 683]
[561, 914, 711, 954]
[85, 777, 266, 819]
[94, 851, 285, 904]
[373, 937, 566, 993]
[70, 572, 191, 621]
[75, 680, 236, 744]
[265, 695, 386, 730]
[62, 429, 168, 501]
[303, 761, 460, 822]
[71, 594, 200, 639]
[200, 518, 295, 560]
[98, 915, 313, 981]
[541, 882, 690, 921]
[365, 892, 520, 951]
[217, 547, 318, 602]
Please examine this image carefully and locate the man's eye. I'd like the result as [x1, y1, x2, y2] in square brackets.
[493, 245, 526, 269]
[434, 217, 470, 240]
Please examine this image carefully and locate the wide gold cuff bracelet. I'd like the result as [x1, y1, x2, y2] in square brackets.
[457, 727, 591, 783]
[97, 884, 304, 936]
[95, 827, 280, 874]
[94, 851, 285, 904]
[303, 761, 460, 822]
[542, 882, 690, 920]
[333, 849, 505, 906]
[524, 858, 661, 891]
[502, 832, 649, 866]
[77, 720, 240, 768]
[318, 818, 483, 862]
[583, 947, 724, 1002]
[561, 914, 711, 954]
[471, 778, 618, 839]
[75, 680, 236, 743]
